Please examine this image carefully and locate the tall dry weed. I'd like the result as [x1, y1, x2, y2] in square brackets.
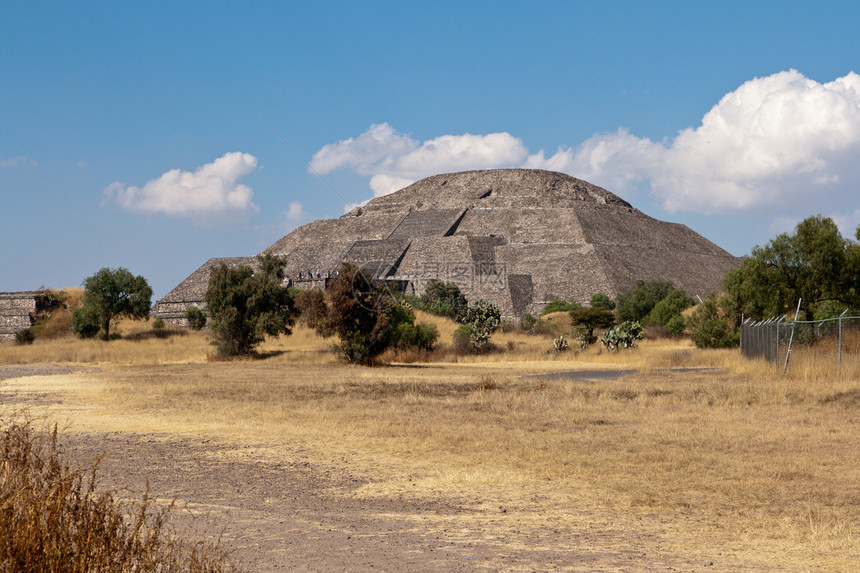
[0, 416, 241, 572]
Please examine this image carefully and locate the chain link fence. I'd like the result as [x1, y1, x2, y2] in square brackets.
[741, 310, 860, 374]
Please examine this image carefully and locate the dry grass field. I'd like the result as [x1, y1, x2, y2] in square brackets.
[1, 313, 858, 571]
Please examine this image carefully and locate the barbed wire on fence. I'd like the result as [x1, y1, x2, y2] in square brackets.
[740, 309, 860, 375]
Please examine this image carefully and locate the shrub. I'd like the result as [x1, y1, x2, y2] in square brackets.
[616, 279, 675, 323]
[541, 299, 581, 315]
[688, 293, 739, 348]
[666, 314, 686, 337]
[14, 328, 35, 345]
[521, 313, 557, 335]
[0, 418, 239, 572]
[644, 289, 695, 327]
[457, 300, 501, 350]
[71, 304, 101, 339]
[416, 279, 468, 319]
[184, 306, 207, 330]
[298, 263, 437, 363]
[601, 321, 644, 352]
[590, 293, 616, 310]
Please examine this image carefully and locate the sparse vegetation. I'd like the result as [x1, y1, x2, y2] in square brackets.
[0, 417, 240, 572]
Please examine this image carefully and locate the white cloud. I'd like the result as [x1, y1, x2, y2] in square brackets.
[309, 123, 529, 200]
[1, 155, 36, 167]
[281, 200, 311, 231]
[104, 152, 259, 224]
[311, 71, 860, 225]
[570, 70, 860, 213]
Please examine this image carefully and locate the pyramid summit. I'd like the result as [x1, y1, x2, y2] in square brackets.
[154, 169, 740, 323]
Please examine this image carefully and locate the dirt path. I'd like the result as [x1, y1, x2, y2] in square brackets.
[3, 365, 730, 572]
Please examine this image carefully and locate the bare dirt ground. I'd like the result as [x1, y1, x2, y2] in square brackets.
[0, 365, 751, 572]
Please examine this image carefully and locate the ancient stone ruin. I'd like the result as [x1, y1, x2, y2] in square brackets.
[0, 292, 54, 341]
[154, 169, 741, 324]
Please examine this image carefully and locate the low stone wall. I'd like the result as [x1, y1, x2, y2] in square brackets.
[0, 292, 39, 341]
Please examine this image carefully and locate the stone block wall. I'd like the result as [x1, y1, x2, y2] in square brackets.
[0, 292, 39, 341]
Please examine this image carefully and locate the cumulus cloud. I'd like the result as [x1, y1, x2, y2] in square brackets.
[104, 152, 259, 224]
[311, 71, 859, 224]
[281, 200, 311, 231]
[309, 123, 529, 198]
[569, 70, 860, 213]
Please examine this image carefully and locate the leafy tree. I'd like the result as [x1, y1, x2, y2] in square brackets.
[615, 279, 675, 323]
[569, 307, 615, 347]
[457, 300, 501, 350]
[205, 254, 294, 356]
[417, 279, 468, 318]
[71, 304, 101, 339]
[184, 306, 207, 330]
[644, 289, 695, 327]
[723, 215, 860, 321]
[72, 267, 152, 340]
[297, 263, 434, 363]
[589, 293, 616, 310]
[688, 293, 739, 349]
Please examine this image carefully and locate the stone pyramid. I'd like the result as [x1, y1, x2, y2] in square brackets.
[155, 169, 740, 322]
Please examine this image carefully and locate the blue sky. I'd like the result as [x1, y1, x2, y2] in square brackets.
[2, 1, 859, 300]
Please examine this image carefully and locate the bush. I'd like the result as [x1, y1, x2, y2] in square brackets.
[298, 263, 437, 363]
[666, 314, 686, 337]
[590, 293, 616, 310]
[601, 321, 644, 352]
[416, 279, 468, 319]
[541, 300, 581, 315]
[644, 289, 694, 327]
[14, 328, 35, 345]
[520, 313, 556, 335]
[0, 418, 239, 572]
[184, 306, 207, 330]
[616, 279, 675, 323]
[457, 300, 501, 350]
[71, 304, 101, 339]
[688, 293, 739, 348]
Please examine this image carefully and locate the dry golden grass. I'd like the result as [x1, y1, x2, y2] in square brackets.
[2, 316, 859, 570]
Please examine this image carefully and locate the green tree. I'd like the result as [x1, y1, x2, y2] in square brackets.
[72, 267, 152, 340]
[688, 293, 739, 349]
[589, 292, 616, 310]
[297, 263, 435, 363]
[204, 254, 294, 356]
[418, 279, 468, 318]
[615, 279, 675, 323]
[569, 307, 615, 347]
[644, 289, 695, 327]
[184, 306, 207, 330]
[723, 215, 860, 320]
